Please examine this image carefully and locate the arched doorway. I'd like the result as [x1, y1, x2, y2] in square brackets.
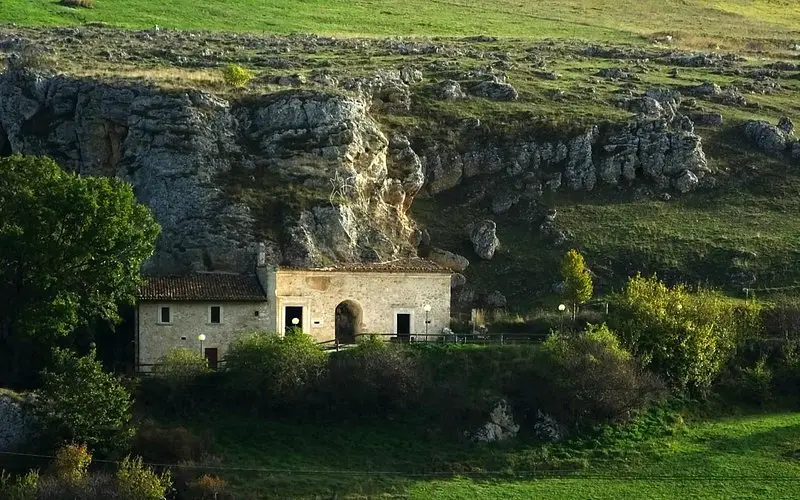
[335, 300, 362, 344]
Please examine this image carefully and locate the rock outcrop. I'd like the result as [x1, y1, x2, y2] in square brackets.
[421, 113, 709, 199]
[744, 119, 796, 157]
[469, 220, 500, 260]
[0, 68, 422, 273]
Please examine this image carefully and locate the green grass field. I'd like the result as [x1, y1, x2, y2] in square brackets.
[4, 0, 800, 47]
[190, 412, 800, 499]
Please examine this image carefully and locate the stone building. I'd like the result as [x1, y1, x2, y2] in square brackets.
[136, 255, 451, 370]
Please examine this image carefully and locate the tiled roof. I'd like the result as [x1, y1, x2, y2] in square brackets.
[139, 273, 267, 302]
[280, 258, 451, 274]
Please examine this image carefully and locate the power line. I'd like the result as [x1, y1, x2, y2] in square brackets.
[1, 451, 798, 481]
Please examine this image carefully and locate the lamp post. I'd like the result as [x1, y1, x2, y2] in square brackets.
[557, 304, 566, 333]
[198, 334, 206, 355]
[291, 316, 300, 334]
[423, 304, 432, 341]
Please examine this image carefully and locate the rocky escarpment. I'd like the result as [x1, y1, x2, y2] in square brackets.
[419, 89, 710, 208]
[0, 67, 422, 273]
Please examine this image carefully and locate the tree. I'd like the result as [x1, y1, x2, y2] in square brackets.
[607, 274, 762, 391]
[560, 249, 593, 320]
[32, 348, 134, 453]
[0, 155, 160, 384]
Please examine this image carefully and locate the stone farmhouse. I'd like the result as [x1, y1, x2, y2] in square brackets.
[135, 252, 452, 370]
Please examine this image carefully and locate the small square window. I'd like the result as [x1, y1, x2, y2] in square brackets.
[159, 306, 171, 324]
[210, 306, 222, 324]
[254, 310, 260, 317]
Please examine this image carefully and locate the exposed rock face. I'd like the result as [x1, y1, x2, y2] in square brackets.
[469, 220, 500, 260]
[0, 394, 32, 452]
[469, 400, 520, 443]
[422, 114, 709, 198]
[0, 69, 421, 273]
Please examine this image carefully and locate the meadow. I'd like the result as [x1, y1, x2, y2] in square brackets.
[192, 411, 800, 499]
[4, 0, 800, 49]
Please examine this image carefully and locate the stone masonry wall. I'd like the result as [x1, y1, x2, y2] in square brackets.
[275, 270, 451, 342]
[137, 301, 273, 367]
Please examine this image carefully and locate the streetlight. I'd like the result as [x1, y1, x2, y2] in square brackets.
[557, 304, 566, 333]
[198, 334, 206, 355]
[423, 304, 432, 341]
[291, 317, 300, 334]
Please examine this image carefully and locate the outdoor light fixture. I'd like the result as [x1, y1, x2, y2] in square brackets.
[423, 304, 432, 339]
[557, 304, 567, 333]
[558, 304, 566, 312]
[291, 317, 300, 326]
[198, 334, 206, 354]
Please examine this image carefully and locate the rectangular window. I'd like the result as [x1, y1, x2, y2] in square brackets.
[210, 306, 222, 324]
[159, 306, 171, 324]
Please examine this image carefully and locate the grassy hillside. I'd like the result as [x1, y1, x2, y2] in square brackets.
[4, 0, 800, 49]
[193, 412, 800, 498]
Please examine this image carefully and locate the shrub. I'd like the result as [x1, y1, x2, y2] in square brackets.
[221, 64, 254, 87]
[0, 390, 34, 452]
[154, 348, 210, 383]
[52, 444, 91, 486]
[224, 332, 326, 412]
[0, 469, 38, 500]
[326, 338, 421, 417]
[115, 455, 172, 500]
[186, 474, 231, 500]
[132, 423, 209, 464]
[510, 324, 664, 430]
[32, 348, 134, 453]
[608, 274, 761, 391]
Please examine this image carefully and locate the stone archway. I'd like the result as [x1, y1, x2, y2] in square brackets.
[335, 300, 362, 344]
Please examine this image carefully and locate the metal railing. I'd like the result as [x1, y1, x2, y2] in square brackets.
[317, 331, 549, 350]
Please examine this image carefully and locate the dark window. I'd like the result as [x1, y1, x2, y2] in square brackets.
[210, 306, 221, 324]
[160, 307, 171, 324]
[396, 313, 411, 340]
[205, 348, 219, 370]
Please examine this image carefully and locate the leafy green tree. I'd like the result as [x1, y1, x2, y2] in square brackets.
[0, 155, 159, 383]
[608, 274, 762, 392]
[32, 348, 134, 453]
[560, 249, 593, 320]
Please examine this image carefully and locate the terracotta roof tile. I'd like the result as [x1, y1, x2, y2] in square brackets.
[139, 274, 267, 301]
[280, 258, 450, 274]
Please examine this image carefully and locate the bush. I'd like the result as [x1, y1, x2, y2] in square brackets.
[32, 348, 134, 453]
[221, 64, 254, 87]
[608, 274, 761, 391]
[115, 455, 172, 500]
[224, 332, 326, 412]
[186, 474, 231, 500]
[131, 423, 209, 464]
[153, 348, 210, 383]
[326, 338, 422, 417]
[510, 324, 664, 430]
[52, 444, 91, 486]
[0, 469, 38, 500]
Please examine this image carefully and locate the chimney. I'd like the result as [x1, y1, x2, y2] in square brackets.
[256, 242, 266, 268]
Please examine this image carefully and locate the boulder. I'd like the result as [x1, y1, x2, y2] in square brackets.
[687, 82, 722, 96]
[428, 247, 470, 272]
[490, 192, 519, 214]
[673, 170, 699, 193]
[0, 393, 33, 452]
[792, 142, 800, 162]
[435, 79, 466, 100]
[778, 116, 795, 135]
[469, 220, 500, 260]
[470, 400, 520, 443]
[471, 80, 519, 101]
[744, 120, 791, 156]
[690, 112, 723, 126]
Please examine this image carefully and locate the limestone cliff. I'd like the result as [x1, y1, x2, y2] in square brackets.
[0, 67, 711, 275]
[0, 68, 422, 273]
